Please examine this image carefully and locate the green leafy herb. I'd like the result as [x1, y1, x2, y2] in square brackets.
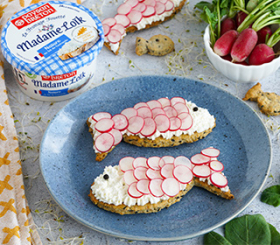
[203, 231, 231, 245]
[269, 223, 280, 245]
[261, 185, 280, 207]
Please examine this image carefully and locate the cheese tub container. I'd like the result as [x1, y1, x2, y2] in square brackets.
[1, 1, 104, 101]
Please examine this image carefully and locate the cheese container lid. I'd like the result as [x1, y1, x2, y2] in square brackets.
[1, 1, 104, 76]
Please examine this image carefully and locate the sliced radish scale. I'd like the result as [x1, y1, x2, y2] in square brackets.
[210, 160, 224, 172]
[126, 0, 139, 7]
[160, 155, 174, 165]
[164, 0, 174, 11]
[161, 178, 180, 197]
[137, 106, 152, 118]
[132, 157, 148, 168]
[127, 10, 143, 24]
[201, 147, 220, 158]
[147, 100, 162, 109]
[134, 102, 149, 109]
[158, 97, 171, 107]
[192, 165, 211, 178]
[133, 3, 147, 12]
[94, 133, 114, 152]
[117, 3, 132, 15]
[154, 114, 170, 133]
[152, 108, 166, 118]
[115, 14, 131, 28]
[108, 128, 122, 145]
[111, 24, 126, 35]
[155, 1, 165, 15]
[95, 118, 115, 133]
[121, 107, 138, 119]
[163, 106, 178, 118]
[127, 116, 145, 134]
[103, 24, 111, 36]
[123, 170, 137, 185]
[146, 168, 162, 179]
[147, 156, 161, 170]
[169, 117, 181, 131]
[134, 166, 148, 180]
[119, 157, 134, 172]
[174, 156, 192, 168]
[107, 29, 122, 44]
[178, 113, 193, 131]
[141, 118, 156, 137]
[173, 102, 189, 114]
[102, 18, 117, 27]
[143, 0, 156, 6]
[191, 153, 211, 165]
[92, 112, 112, 122]
[160, 163, 174, 178]
[112, 114, 128, 131]
[157, 0, 168, 4]
[128, 182, 143, 198]
[210, 172, 228, 188]
[173, 165, 193, 184]
[142, 5, 156, 17]
[170, 97, 185, 106]
[149, 178, 164, 197]
[136, 179, 150, 195]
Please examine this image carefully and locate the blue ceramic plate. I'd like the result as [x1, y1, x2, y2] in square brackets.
[40, 75, 271, 241]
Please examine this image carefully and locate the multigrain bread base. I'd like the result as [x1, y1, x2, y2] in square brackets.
[87, 119, 216, 162]
[89, 177, 234, 215]
[104, 0, 187, 55]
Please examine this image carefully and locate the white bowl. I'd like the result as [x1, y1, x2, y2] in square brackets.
[203, 25, 280, 83]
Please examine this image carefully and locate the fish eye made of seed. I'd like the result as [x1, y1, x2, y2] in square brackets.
[193, 107, 198, 112]
[103, 174, 109, 180]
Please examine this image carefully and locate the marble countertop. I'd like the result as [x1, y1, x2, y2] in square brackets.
[4, 0, 280, 244]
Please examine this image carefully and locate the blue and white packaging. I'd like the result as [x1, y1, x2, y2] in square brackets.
[1, 1, 104, 101]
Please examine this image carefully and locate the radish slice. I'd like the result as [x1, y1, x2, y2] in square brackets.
[210, 172, 228, 188]
[169, 117, 181, 131]
[201, 147, 220, 158]
[149, 178, 164, 197]
[123, 170, 137, 185]
[141, 118, 156, 137]
[142, 5, 156, 17]
[161, 178, 180, 197]
[157, 0, 168, 4]
[128, 182, 143, 198]
[164, 0, 174, 11]
[111, 24, 126, 35]
[146, 168, 162, 179]
[192, 165, 211, 178]
[134, 102, 149, 109]
[137, 106, 153, 118]
[147, 156, 161, 170]
[94, 133, 114, 152]
[95, 118, 115, 133]
[112, 114, 128, 131]
[102, 18, 117, 27]
[160, 163, 174, 178]
[121, 107, 138, 119]
[143, 0, 156, 6]
[174, 156, 192, 168]
[163, 106, 178, 118]
[107, 29, 122, 44]
[92, 112, 112, 122]
[126, 0, 139, 7]
[108, 128, 122, 145]
[103, 24, 111, 36]
[134, 166, 148, 180]
[147, 100, 162, 109]
[136, 179, 150, 195]
[133, 3, 147, 13]
[154, 114, 170, 133]
[127, 116, 145, 134]
[115, 14, 131, 28]
[132, 157, 148, 168]
[160, 155, 174, 165]
[155, 1, 165, 15]
[127, 10, 143, 24]
[158, 97, 171, 107]
[117, 3, 132, 15]
[178, 113, 193, 130]
[173, 165, 193, 184]
[210, 160, 224, 172]
[191, 153, 211, 165]
[173, 102, 189, 114]
[170, 97, 185, 106]
[119, 157, 134, 172]
[152, 108, 165, 118]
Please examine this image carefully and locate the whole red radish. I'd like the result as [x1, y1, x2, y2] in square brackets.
[257, 26, 272, 44]
[236, 11, 248, 27]
[221, 17, 236, 36]
[248, 43, 274, 65]
[213, 30, 238, 56]
[231, 28, 258, 62]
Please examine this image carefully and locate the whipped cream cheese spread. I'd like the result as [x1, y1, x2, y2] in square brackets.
[1, 1, 104, 101]
[88, 99, 215, 153]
